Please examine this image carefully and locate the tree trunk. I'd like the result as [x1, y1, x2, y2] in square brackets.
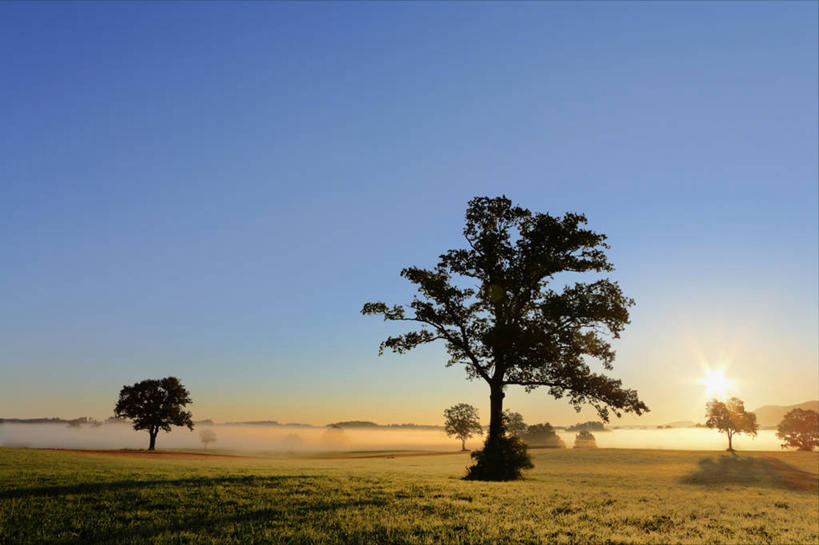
[727, 431, 733, 451]
[461, 438, 466, 451]
[488, 383, 506, 446]
[148, 429, 157, 451]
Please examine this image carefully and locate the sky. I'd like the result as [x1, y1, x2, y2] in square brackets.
[1, 2, 817, 427]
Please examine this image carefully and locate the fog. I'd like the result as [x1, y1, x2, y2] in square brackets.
[0, 423, 789, 453]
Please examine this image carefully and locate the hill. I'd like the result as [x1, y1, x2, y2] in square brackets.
[752, 401, 819, 428]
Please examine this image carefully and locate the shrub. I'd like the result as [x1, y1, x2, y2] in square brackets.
[464, 435, 534, 481]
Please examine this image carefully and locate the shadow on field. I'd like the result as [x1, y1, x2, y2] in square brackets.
[681, 455, 819, 492]
[0, 475, 307, 500]
[77, 500, 382, 545]
[2, 475, 387, 544]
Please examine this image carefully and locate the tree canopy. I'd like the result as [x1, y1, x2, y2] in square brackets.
[113, 377, 194, 451]
[199, 429, 217, 450]
[776, 408, 819, 452]
[705, 397, 758, 451]
[443, 403, 483, 451]
[364, 196, 647, 479]
[502, 410, 527, 438]
[574, 429, 597, 448]
[522, 423, 565, 448]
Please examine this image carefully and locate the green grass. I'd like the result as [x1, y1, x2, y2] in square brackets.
[1, 447, 817, 544]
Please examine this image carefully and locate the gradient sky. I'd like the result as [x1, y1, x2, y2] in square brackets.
[1, 2, 817, 427]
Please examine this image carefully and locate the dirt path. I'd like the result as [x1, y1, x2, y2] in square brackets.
[42, 448, 468, 461]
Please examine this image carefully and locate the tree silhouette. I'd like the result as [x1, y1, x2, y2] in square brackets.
[199, 429, 217, 450]
[776, 409, 819, 451]
[443, 403, 483, 450]
[363, 196, 647, 480]
[502, 410, 527, 438]
[705, 397, 758, 451]
[573, 430, 597, 448]
[113, 377, 194, 451]
[522, 423, 565, 448]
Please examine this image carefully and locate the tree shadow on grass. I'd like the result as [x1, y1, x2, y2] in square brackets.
[0, 475, 310, 500]
[3, 474, 388, 545]
[681, 455, 818, 492]
[62, 498, 386, 545]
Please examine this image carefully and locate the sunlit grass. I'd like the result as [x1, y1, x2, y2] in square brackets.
[0, 447, 816, 544]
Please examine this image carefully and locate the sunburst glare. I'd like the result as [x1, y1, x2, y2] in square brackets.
[701, 368, 732, 399]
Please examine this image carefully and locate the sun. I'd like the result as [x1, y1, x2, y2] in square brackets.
[701, 368, 731, 399]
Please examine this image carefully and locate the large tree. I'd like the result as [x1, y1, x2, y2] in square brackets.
[705, 397, 758, 451]
[443, 403, 483, 451]
[363, 196, 648, 479]
[113, 377, 194, 451]
[776, 408, 819, 452]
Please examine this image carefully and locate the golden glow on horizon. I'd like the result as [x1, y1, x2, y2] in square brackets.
[700, 368, 731, 399]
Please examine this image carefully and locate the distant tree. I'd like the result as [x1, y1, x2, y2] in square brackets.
[327, 421, 379, 429]
[705, 397, 758, 451]
[776, 409, 819, 452]
[444, 403, 483, 451]
[522, 423, 565, 448]
[199, 429, 217, 450]
[567, 421, 607, 432]
[321, 425, 349, 448]
[113, 377, 194, 451]
[573, 430, 597, 448]
[502, 410, 527, 438]
[363, 196, 648, 480]
[282, 433, 304, 453]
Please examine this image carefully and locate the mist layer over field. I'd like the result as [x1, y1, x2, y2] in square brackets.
[0, 424, 789, 452]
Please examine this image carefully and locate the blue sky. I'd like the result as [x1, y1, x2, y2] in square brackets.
[1, 2, 817, 425]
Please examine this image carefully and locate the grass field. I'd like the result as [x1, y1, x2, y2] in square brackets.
[0, 447, 817, 545]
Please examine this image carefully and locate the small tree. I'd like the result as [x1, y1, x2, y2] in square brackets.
[705, 397, 758, 451]
[199, 429, 217, 450]
[776, 409, 819, 452]
[573, 430, 597, 448]
[113, 377, 194, 451]
[502, 410, 527, 438]
[444, 403, 483, 450]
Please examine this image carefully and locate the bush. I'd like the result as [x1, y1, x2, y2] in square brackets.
[573, 430, 597, 448]
[464, 435, 534, 481]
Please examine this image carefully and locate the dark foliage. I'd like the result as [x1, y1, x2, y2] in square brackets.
[113, 377, 194, 450]
[502, 410, 527, 437]
[522, 423, 565, 448]
[776, 409, 819, 451]
[363, 196, 648, 480]
[465, 436, 534, 481]
[567, 420, 606, 432]
[573, 430, 597, 448]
